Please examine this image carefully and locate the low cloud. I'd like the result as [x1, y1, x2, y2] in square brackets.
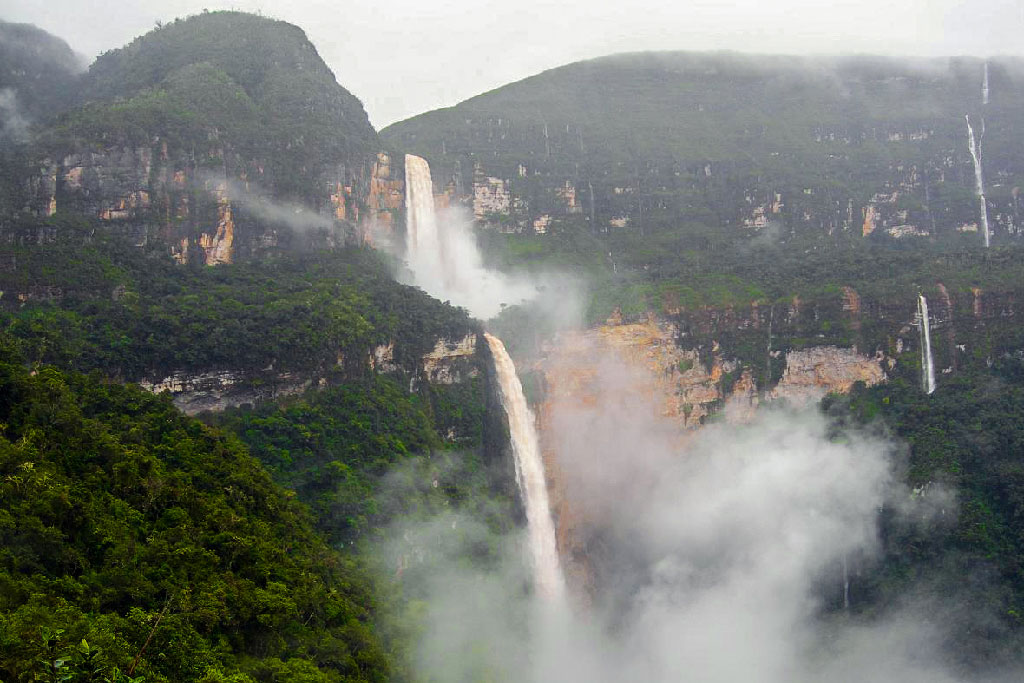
[382, 342, 1019, 682]
[383, 204, 583, 322]
[0, 88, 32, 144]
[194, 171, 337, 233]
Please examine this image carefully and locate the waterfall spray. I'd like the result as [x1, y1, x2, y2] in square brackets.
[965, 115, 990, 248]
[918, 294, 937, 395]
[401, 154, 538, 319]
[485, 333, 566, 600]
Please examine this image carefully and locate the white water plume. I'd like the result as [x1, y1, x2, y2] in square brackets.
[918, 293, 937, 395]
[965, 114, 991, 247]
[392, 341, 1016, 682]
[402, 154, 540, 319]
[485, 332, 565, 601]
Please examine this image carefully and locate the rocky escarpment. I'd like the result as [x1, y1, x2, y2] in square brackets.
[12, 144, 377, 263]
[536, 315, 886, 435]
[141, 332, 485, 415]
[1, 12, 387, 262]
[534, 316, 886, 596]
[9, 146, 414, 266]
[383, 53, 1024, 246]
[532, 284, 1021, 598]
[772, 346, 886, 405]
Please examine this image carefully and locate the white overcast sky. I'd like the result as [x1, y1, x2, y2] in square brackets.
[2, 0, 1022, 127]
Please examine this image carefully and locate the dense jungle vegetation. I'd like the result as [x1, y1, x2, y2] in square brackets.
[0, 218, 473, 381]
[0, 221, 504, 681]
[0, 340, 509, 682]
[823, 358, 1024, 672]
[2, 9, 1024, 680]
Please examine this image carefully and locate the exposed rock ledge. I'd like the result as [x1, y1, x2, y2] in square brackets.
[771, 346, 886, 406]
[421, 334, 480, 385]
[536, 317, 887, 600]
[140, 333, 482, 414]
[138, 370, 312, 415]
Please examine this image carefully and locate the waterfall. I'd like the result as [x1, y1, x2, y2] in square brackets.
[842, 555, 850, 611]
[485, 333, 565, 600]
[401, 154, 537, 319]
[918, 294, 937, 395]
[982, 61, 990, 106]
[965, 115, 991, 248]
[404, 153, 454, 286]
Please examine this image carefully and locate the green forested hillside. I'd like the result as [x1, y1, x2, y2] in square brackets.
[0, 357, 391, 682]
[825, 359, 1024, 670]
[387, 52, 1008, 166]
[383, 52, 1024, 255]
[0, 220, 473, 381]
[44, 11, 377, 199]
[217, 374, 492, 546]
[0, 210, 500, 681]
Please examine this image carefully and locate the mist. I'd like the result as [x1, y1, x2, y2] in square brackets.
[383, 340, 1018, 683]
[6, 1, 1023, 127]
[0, 88, 29, 143]
[383, 202, 582, 323]
[193, 171, 336, 233]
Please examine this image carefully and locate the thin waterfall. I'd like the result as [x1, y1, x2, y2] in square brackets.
[485, 333, 566, 600]
[842, 554, 850, 611]
[918, 294, 937, 395]
[965, 115, 991, 248]
[983, 61, 990, 106]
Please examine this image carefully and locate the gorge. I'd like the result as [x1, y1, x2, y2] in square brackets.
[1, 10, 1024, 682]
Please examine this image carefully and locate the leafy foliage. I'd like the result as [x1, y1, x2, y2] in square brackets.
[0, 232, 475, 380]
[824, 360, 1024, 669]
[43, 11, 377, 200]
[0, 357, 393, 681]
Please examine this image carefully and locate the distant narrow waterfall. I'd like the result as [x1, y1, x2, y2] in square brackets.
[965, 115, 991, 248]
[485, 333, 566, 600]
[982, 61, 990, 105]
[918, 294, 937, 395]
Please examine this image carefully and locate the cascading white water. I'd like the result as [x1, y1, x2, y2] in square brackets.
[918, 294, 937, 395]
[405, 154, 455, 288]
[965, 115, 991, 248]
[400, 154, 538, 319]
[485, 333, 565, 600]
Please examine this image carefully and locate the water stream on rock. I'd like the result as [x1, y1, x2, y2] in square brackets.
[965, 115, 990, 248]
[402, 153, 537, 318]
[918, 293, 937, 395]
[404, 153, 453, 289]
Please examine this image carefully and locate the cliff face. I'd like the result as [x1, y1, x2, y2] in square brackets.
[533, 284, 1020, 598]
[383, 53, 1024, 246]
[141, 332, 484, 415]
[534, 315, 887, 596]
[14, 143, 376, 263]
[772, 346, 886, 405]
[536, 315, 887, 437]
[2, 12, 386, 262]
